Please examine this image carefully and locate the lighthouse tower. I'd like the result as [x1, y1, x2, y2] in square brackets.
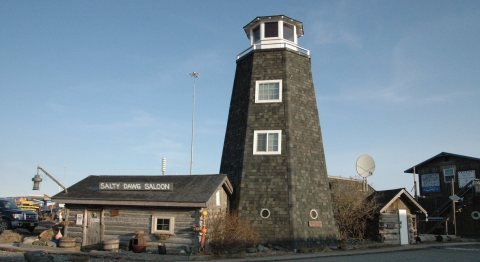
[220, 15, 337, 247]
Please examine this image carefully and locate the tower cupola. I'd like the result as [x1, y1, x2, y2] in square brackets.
[239, 15, 308, 58]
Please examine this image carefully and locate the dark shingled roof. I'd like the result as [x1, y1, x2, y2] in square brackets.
[368, 188, 427, 215]
[52, 174, 232, 208]
[369, 188, 404, 208]
[404, 152, 480, 173]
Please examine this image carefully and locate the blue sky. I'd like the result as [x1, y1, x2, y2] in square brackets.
[1, 0, 479, 197]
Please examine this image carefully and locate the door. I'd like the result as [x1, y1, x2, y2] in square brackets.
[398, 209, 409, 245]
[85, 210, 102, 249]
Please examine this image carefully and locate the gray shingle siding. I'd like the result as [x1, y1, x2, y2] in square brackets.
[220, 48, 338, 247]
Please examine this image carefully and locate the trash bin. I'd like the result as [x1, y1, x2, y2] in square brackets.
[158, 243, 166, 254]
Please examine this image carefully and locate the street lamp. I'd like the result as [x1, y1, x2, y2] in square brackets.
[32, 166, 68, 193]
[189, 72, 199, 176]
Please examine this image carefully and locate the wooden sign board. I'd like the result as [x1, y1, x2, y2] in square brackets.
[99, 182, 173, 191]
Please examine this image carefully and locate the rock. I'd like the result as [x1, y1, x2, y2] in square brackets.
[297, 248, 310, 253]
[39, 229, 54, 241]
[32, 239, 56, 247]
[0, 230, 22, 243]
[273, 245, 285, 251]
[246, 247, 257, 253]
[257, 244, 269, 252]
[23, 236, 39, 245]
[321, 246, 332, 252]
[24, 251, 53, 262]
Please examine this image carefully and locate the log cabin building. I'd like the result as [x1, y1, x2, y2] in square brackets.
[367, 188, 427, 245]
[52, 174, 232, 254]
[328, 177, 427, 245]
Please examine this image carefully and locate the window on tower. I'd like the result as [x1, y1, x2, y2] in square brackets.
[252, 25, 260, 43]
[255, 80, 282, 103]
[264, 22, 278, 38]
[283, 23, 294, 42]
[253, 130, 282, 155]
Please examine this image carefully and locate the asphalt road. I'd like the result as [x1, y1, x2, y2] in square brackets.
[0, 250, 24, 262]
[292, 244, 480, 262]
[1, 241, 479, 262]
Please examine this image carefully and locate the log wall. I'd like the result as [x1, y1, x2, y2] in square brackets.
[65, 205, 199, 254]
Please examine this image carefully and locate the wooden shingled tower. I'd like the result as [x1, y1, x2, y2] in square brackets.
[220, 15, 338, 248]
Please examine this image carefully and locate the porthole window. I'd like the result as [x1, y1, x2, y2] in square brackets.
[310, 209, 319, 220]
[260, 208, 271, 219]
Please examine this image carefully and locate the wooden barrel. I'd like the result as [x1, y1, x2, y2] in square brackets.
[103, 239, 120, 251]
[59, 238, 76, 248]
[131, 231, 147, 253]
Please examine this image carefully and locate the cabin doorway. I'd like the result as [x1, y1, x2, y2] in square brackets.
[84, 209, 102, 249]
[399, 209, 409, 245]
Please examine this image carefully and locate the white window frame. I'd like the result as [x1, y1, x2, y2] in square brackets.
[253, 130, 282, 155]
[255, 80, 282, 103]
[443, 166, 456, 183]
[151, 215, 175, 235]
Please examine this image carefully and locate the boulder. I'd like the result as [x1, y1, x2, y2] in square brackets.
[39, 228, 54, 241]
[257, 244, 269, 252]
[32, 239, 57, 247]
[0, 230, 22, 243]
[23, 236, 39, 245]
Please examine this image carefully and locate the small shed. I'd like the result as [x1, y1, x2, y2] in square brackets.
[52, 174, 233, 254]
[368, 188, 427, 245]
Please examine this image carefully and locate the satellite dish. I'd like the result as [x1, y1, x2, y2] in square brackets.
[356, 154, 375, 178]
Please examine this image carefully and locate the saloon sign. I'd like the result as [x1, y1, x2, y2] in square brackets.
[99, 182, 173, 191]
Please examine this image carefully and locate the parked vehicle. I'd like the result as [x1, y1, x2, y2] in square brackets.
[0, 198, 39, 233]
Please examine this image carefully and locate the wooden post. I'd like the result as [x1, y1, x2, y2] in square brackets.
[100, 209, 105, 243]
[452, 177, 457, 236]
[82, 209, 87, 246]
[64, 208, 70, 237]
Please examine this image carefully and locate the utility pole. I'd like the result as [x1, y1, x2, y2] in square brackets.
[452, 176, 457, 236]
[413, 166, 418, 199]
[189, 72, 199, 176]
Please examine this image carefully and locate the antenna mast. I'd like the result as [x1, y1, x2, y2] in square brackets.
[189, 72, 199, 175]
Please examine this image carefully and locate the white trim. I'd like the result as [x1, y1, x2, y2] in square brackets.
[215, 190, 220, 206]
[260, 208, 271, 219]
[253, 130, 282, 155]
[151, 215, 175, 235]
[255, 80, 282, 103]
[278, 20, 284, 41]
[443, 165, 456, 183]
[379, 189, 428, 215]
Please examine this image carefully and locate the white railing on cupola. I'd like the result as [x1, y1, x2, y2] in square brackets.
[236, 40, 310, 60]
